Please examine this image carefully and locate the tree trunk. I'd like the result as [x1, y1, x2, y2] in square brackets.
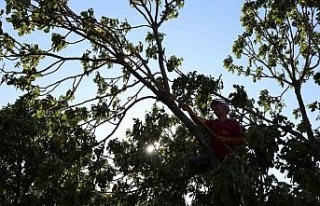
[294, 84, 314, 141]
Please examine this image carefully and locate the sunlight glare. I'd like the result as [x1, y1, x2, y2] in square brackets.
[146, 144, 155, 153]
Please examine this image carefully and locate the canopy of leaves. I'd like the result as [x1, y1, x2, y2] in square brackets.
[0, 0, 320, 205]
[0, 96, 113, 205]
[223, 0, 320, 205]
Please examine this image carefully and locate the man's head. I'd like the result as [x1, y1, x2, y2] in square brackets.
[210, 100, 230, 117]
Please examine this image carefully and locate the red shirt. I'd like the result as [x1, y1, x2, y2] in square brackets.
[206, 119, 243, 160]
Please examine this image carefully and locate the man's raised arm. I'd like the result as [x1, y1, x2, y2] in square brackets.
[180, 103, 207, 126]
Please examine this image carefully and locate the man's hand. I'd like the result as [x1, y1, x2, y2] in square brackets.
[179, 103, 207, 126]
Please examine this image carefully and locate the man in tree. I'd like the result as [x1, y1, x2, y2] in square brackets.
[180, 100, 244, 172]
